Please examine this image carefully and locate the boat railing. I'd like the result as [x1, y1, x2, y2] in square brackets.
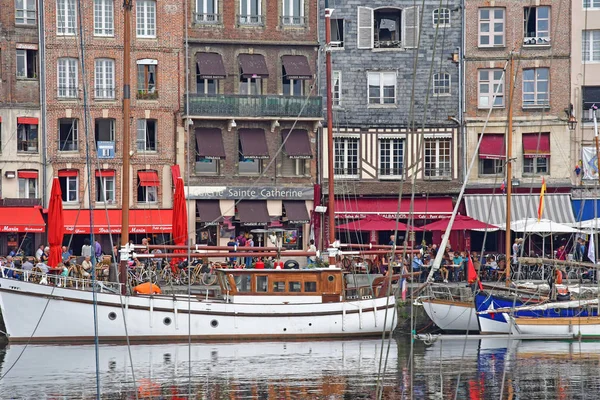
[1, 266, 123, 293]
[423, 283, 472, 302]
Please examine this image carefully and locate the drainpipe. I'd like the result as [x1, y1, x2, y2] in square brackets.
[37, 0, 47, 207]
[461, 0, 467, 182]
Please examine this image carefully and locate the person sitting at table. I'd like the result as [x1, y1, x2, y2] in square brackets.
[58, 263, 69, 277]
[485, 255, 498, 280]
[40, 247, 50, 264]
[61, 246, 73, 263]
[3, 256, 17, 279]
[81, 255, 93, 278]
[411, 254, 424, 282]
[452, 252, 464, 282]
[439, 255, 450, 283]
[35, 262, 49, 274]
[21, 257, 34, 272]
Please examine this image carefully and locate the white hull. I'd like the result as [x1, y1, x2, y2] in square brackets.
[420, 299, 478, 332]
[509, 315, 600, 338]
[0, 278, 397, 342]
[477, 315, 511, 334]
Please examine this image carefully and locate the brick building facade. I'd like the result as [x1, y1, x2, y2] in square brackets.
[42, 0, 184, 251]
[0, 0, 44, 255]
[184, 0, 321, 251]
[318, 0, 462, 247]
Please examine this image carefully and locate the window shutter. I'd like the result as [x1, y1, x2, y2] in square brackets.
[403, 6, 419, 49]
[357, 7, 374, 49]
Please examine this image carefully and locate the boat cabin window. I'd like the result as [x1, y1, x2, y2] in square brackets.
[235, 274, 252, 292]
[289, 281, 302, 292]
[273, 281, 286, 292]
[304, 281, 317, 292]
[256, 275, 268, 292]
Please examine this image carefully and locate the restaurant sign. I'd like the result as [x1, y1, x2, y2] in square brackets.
[187, 186, 314, 200]
[0, 225, 44, 233]
[336, 212, 451, 220]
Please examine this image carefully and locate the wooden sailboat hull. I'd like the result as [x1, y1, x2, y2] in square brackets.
[419, 298, 479, 332]
[509, 315, 600, 338]
[0, 278, 397, 342]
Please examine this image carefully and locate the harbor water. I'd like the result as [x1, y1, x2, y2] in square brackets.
[0, 337, 600, 399]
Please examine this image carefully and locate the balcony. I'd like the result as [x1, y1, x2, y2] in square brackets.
[185, 94, 323, 120]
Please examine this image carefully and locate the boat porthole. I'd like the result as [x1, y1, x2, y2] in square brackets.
[163, 317, 172, 326]
[108, 312, 117, 320]
[554, 308, 561, 314]
[309, 323, 312, 326]
[283, 328, 287, 332]
[328, 275, 335, 282]
[210, 319, 218, 328]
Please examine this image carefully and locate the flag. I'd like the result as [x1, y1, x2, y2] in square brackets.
[401, 278, 407, 301]
[466, 255, 483, 290]
[537, 177, 546, 221]
[589, 233, 596, 264]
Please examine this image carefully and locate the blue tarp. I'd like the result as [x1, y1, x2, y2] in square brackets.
[572, 199, 600, 221]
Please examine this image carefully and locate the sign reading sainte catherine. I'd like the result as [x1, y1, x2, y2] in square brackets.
[186, 186, 314, 200]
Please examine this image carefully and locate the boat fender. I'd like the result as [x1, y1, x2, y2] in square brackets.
[133, 282, 162, 295]
[284, 260, 299, 269]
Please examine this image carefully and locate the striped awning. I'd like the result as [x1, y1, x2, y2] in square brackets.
[464, 194, 575, 226]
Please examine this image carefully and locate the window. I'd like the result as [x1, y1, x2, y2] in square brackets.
[238, 137, 261, 175]
[196, 141, 219, 175]
[16, 49, 38, 79]
[15, 0, 36, 25]
[137, 62, 157, 99]
[523, 68, 549, 108]
[584, 0, 600, 8]
[136, 0, 156, 38]
[282, 0, 304, 26]
[280, 157, 306, 177]
[137, 171, 158, 203]
[332, 71, 341, 106]
[95, 59, 115, 99]
[96, 172, 115, 202]
[379, 138, 404, 177]
[273, 281, 286, 292]
[583, 30, 600, 63]
[523, 7, 550, 45]
[239, 75, 262, 95]
[57, 58, 78, 98]
[239, 0, 262, 25]
[368, 71, 396, 105]
[478, 69, 504, 108]
[196, 67, 218, 94]
[523, 157, 548, 175]
[479, 159, 504, 175]
[582, 86, 600, 120]
[357, 6, 419, 50]
[479, 8, 505, 47]
[289, 281, 302, 292]
[18, 173, 37, 198]
[58, 118, 78, 151]
[433, 73, 450, 95]
[94, 0, 114, 36]
[433, 8, 450, 27]
[136, 119, 157, 151]
[334, 137, 359, 177]
[304, 281, 317, 292]
[59, 173, 78, 202]
[57, 0, 76, 35]
[330, 19, 344, 47]
[424, 138, 451, 178]
[256, 276, 268, 292]
[282, 66, 303, 96]
[196, 0, 219, 23]
[17, 123, 38, 152]
[95, 118, 115, 143]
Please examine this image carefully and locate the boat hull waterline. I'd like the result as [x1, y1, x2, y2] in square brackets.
[0, 278, 397, 342]
[509, 315, 600, 338]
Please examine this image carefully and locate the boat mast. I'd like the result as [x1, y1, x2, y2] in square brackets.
[505, 54, 515, 286]
[119, 0, 133, 294]
[325, 2, 335, 249]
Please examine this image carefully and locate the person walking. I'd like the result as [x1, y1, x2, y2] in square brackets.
[307, 239, 317, 268]
[81, 239, 93, 258]
[244, 234, 254, 268]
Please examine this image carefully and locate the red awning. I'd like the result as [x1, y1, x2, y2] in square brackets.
[58, 170, 78, 177]
[95, 170, 115, 177]
[17, 117, 38, 125]
[0, 207, 45, 232]
[18, 170, 38, 179]
[479, 134, 505, 159]
[63, 209, 172, 234]
[334, 198, 453, 219]
[138, 171, 160, 186]
[523, 133, 550, 158]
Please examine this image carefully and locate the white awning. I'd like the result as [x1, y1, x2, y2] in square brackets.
[464, 194, 575, 226]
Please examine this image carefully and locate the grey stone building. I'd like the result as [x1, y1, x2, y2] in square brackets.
[319, 0, 463, 245]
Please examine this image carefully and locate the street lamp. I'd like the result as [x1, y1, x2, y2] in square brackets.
[566, 103, 578, 131]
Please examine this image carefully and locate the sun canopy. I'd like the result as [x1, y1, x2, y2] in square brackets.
[504, 218, 580, 235]
[336, 215, 422, 232]
[420, 215, 498, 231]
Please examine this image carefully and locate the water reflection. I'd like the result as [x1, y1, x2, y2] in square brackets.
[1, 338, 600, 399]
